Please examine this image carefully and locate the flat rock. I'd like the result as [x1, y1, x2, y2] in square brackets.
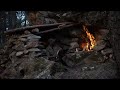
[20, 34, 33, 38]
[99, 29, 109, 36]
[19, 37, 27, 42]
[23, 50, 29, 54]
[34, 53, 42, 57]
[101, 48, 113, 55]
[62, 51, 89, 67]
[9, 51, 16, 59]
[24, 30, 31, 35]
[93, 40, 106, 51]
[32, 28, 39, 33]
[25, 41, 39, 49]
[27, 35, 41, 40]
[69, 42, 79, 49]
[83, 52, 104, 64]
[28, 48, 41, 52]
[13, 43, 25, 51]
[16, 51, 24, 57]
[45, 18, 57, 24]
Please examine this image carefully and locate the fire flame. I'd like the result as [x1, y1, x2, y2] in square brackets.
[82, 25, 96, 51]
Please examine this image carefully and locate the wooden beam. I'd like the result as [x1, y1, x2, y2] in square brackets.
[35, 23, 80, 35]
[4, 22, 72, 34]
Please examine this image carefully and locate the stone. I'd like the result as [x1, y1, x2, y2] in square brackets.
[99, 29, 109, 38]
[46, 46, 54, 57]
[19, 37, 27, 42]
[27, 35, 41, 40]
[62, 56, 75, 67]
[20, 34, 41, 40]
[82, 66, 95, 71]
[109, 54, 113, 58]
[89, 66, 95, 70]
[9, 51, 16, 60]
[53, 45, 62, 56]
[104, 55, 109, 60]
[82, 67, 88, 71]
[101, 48, 113, 55]
[69, 42, 79, 49]
[23, 50, 29, 54]
[38, 44, 45, 49]
[93, 40, 106, 51]
[62, 51, 86, 67]
[62, 13, 67, 17]
[76, 53, 82, 59]
[34, 53, 42, 57]
[28, 48, 41, 52]
[45, 18, 57, 24]
[16, 51, 24, 57]
[20, 34, 32, 38]
[32, 28, 39, 33]
[25, 41, 39, 49]
[24, 30, 31, 35]
[13, 43, 25, 51]
[83, 52, 104, 64]
[94, 44, 106, 51]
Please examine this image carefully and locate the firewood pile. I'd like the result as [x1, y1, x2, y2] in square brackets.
[0, 11, 119, 79]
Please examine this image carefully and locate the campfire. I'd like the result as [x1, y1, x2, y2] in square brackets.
[0, 21, 115, 79]
[82, 25, 96, 51]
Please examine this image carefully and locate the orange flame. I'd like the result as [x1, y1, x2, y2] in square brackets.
[82, 25, 96, 51]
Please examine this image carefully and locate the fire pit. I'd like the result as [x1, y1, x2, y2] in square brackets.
[0, 22, 118, 79]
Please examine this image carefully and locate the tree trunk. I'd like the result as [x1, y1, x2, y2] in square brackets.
[0, 11, 6, 47]
[11, 11, 17, 28]
[8, 12, 12, 29]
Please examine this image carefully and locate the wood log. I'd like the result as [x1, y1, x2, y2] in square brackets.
[4, 22, 72, 35]
[35, 23, 79, 35]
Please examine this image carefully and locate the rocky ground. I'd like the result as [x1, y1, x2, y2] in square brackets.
[0, 26, 118, 79]
[0, 11, 119, 79]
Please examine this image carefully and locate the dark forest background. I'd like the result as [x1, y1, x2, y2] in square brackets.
[0, 11, 28, 47]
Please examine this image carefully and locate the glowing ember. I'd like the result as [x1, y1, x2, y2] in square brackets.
[82, 25, 96, 51]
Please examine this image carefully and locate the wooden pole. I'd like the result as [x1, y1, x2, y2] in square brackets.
[4, 22, 72, 34]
